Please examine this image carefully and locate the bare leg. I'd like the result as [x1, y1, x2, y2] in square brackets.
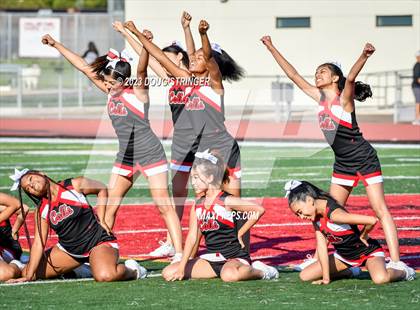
[89, 244, 136, 282]
[105, 173, 133, 229]
[365, 256, 405, 284]
[23, 246, 82, 280]
[164, 170, 190, 245]
[0, 260, 21, 281]
[366, 183, 400, 262]
[220, 260, 263, 282]
[162, 258, 217, 281]
[148, 172, 183, 254]
[329, 183, 353, 206]
[299, 254, 352, 282]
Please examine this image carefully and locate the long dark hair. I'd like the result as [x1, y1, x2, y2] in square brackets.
[212, 49, 245, 82]
[192, 150, 230, 186]
[17, 170, 69, 273]
[162, 43, 190, 68]
[90, 55, 131, 82]
[287, 181, 337, 206]
[318, 63, 372, 102]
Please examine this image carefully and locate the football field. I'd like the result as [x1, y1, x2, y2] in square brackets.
[0, 138, 419, 309]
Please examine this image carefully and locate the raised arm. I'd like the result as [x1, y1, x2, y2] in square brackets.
[198, 20, 223, 93]
[123, 21, 168, 79]
[41, 34, 107, 93]
[124, 21, 190, 79]
[71, 176, 110, 235]
[261, 36, 320, 102]
[341, 43, 375, 111]
[113, 21, 150, 103]
[181, 11, 196, 57]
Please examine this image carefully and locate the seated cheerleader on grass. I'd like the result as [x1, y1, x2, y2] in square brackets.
[162, 150, 278, 282]
[0, 192, 28, 281]
[285, 180, 416, 285]
[7, 169, 146, 283]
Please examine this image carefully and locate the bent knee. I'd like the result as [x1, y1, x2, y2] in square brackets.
[162, 265, 177, 282]
[220, 268, 240, 282]
[299, 271, 313, 282]
[94, 271, 116, 282]
[156, 204, 175, 216]
[0, 266, 17, 281]
[371, 274, 390, 285]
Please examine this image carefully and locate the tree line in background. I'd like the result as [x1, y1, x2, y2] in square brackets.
[0, 0, 107, 10]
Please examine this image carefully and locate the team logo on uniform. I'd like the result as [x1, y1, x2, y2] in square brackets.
[185, 96, 205, 111]
[318, 114, 336, 131]
[324, 232, 343, 244]
[199, 215, 220, 232]
[108, 99, 128, 116]
[169, 89, 187, 105]
[50, 204, 74, 225]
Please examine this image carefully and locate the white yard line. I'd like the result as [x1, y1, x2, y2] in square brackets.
[0, 137, 419, 149]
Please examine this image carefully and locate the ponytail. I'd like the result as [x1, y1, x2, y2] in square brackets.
[90, 55, 131, 81]
[320, 63, 372, 102]
[286, 180, 337, 207]
[212, 49, 245, 82]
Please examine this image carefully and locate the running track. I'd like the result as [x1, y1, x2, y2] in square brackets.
[1, 119, 420, 142]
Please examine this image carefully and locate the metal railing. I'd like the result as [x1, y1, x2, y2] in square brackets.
[0, 67, 415, 122]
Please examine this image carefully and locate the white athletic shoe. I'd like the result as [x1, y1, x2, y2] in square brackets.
[148, 241, 175, 257]
[386, 260, 416, 281]
[125, 259, 147, 279]
[252, 260, 279, 280]
[293, 254, 317, 271]
[170, 253, 183, 264]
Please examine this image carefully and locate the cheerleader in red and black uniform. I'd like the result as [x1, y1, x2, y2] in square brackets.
[122, 20, 195, 257]
[162, 150, 278, 282]
[0, 192, 28, 281]
[262, 38, 402, 265]
[124, 14, 250, 252]
[285, 180, 415, 284]
[7, 169, 146, 283]
[41, 27, 183, 259]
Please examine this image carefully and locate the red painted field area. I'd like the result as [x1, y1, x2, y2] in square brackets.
[19, 194, 420, 269]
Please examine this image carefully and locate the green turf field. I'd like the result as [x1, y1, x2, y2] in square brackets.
[0, 140, 419, 202]
[1, 264, 419, 310]
[0, 140, 419, 309]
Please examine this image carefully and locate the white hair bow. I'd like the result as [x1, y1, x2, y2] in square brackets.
[329, 61, 342, 71]
[9, 168, 29, 191]
[106, 48, 134, 70]
[284, 180, 302, 198]
[211, 43, 222, 54]
[195, 149, 218, 164]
